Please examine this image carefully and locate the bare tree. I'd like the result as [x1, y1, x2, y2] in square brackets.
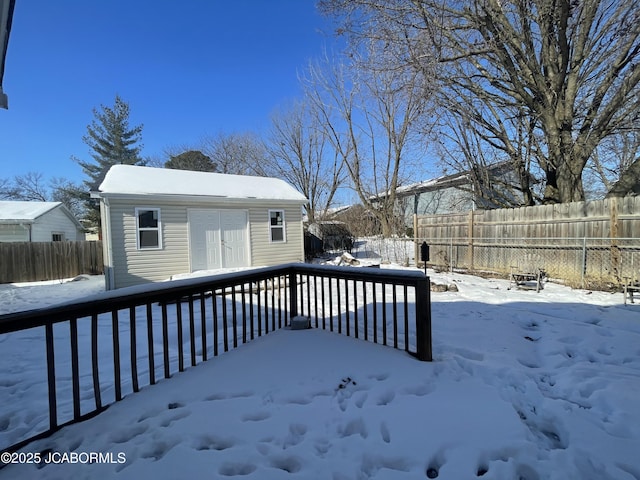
[200, 132, 267, 176]
[303, 51, 431, 236]
[0, 173, 86, 220]
[434, 101, 544, 207]
[264, 101, 345, 224]
[0, 177, 18, 199]
[12, 172, 49, 201]
[321, 0, 640, 203]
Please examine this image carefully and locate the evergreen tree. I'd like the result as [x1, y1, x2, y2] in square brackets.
[73, 95, 144, 229]
[165, 150, 217, 172]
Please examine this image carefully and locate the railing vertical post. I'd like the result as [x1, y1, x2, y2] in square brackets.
[415, 275, 432, 361]
[288, 268, 298, 319]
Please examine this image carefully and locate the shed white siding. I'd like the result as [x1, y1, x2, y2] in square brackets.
[107, 200, 190, 289]
[105, 199, 304, 289]
[249, 203, 304, 266]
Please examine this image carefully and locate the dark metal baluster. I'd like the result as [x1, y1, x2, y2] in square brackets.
[313, 276, 318, 328]
[70, 317, 80, 419]
[45, 323, 57, 431]
[232, 286, 238, 348]
[403, 285, 409, 351]
[328, 279, 334, 332]
[277, 276, 282, 329]
[337, 279, 342, 334]
[188, 295, 196, 367]
[249, 282, 255, 339]
[129, 307, 139, 392]
[176, 300, 184, 372]
[393, 284, 398, 349]
[264, 280, 269, 334]
[200, 294, 207, 361]
[372, 283, 378, 343]
[321, 275, 326, 329]
[363, 282, 368, 341]
[212, 292, 219, 356]
[345, 279, 350, 337]
[270, 278, 276, 332]
[306, 274, 311, 320]
[257, 281, 262, 336]
[222, 287, 229, 351]
[354, 280, 359, 339]
[91, 313, 102, 407]
[240, 283, 247, 343]
[145, 303, 155, 385]
[112, 310, 122, 401]
[161, 302, 170, 378]
[382, 284, 387, 346]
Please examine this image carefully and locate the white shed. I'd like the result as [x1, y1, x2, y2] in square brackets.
[0, 201, 85, 242]
[93, 165, 308, 290]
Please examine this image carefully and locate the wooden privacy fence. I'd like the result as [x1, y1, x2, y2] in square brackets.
[0, 263, 431, 453]
[0, 241, 103, 284]
[415, 196, 640, 287]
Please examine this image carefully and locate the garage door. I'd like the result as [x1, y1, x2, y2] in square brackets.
[188, 209, 248, 271]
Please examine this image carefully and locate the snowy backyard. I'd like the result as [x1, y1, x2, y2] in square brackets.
[0, 256, 639, 479]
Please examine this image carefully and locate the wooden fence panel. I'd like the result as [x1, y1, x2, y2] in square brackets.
[0, 241, 103, 284]
[416, 197, 640, 287]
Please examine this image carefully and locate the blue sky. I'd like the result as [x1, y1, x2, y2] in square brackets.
[0, 0, 336, 186]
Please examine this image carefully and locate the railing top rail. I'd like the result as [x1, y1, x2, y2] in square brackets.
[0, 263, 427, 334]
[295, 262, 426, 284]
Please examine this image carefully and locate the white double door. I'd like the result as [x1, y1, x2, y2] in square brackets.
[189, 209, 248, 271]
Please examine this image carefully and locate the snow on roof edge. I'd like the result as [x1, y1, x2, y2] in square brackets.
[97, 165, 307, 203]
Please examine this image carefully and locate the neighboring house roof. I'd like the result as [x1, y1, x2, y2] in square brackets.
[395, 162, 518, 198]
[0, 200, 83, 229]
[0, 0, 15, 109]
[96, 165, 308, 203]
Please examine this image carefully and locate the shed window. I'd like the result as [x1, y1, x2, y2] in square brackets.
[269, 210, 285, 242]
[51, 233, 65, 242]
[136, 208, 162, 249]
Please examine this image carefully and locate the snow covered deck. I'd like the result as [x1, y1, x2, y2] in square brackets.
[1, 267, 639, 479]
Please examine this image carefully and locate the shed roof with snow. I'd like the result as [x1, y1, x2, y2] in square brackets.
[98, 165, 307, 202]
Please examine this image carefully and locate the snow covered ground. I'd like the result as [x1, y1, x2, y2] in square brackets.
[1, 263, 639, 479]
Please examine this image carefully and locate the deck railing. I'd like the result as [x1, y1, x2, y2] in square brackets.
[0, 263, 431, 453]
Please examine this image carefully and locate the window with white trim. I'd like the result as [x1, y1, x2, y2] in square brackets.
[269, 210, 285, 242]
[51, 232, 65, 242]
[136, 208, 162, 249]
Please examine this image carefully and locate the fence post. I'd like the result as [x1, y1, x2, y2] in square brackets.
[449, 237, 454, 273]
[581, 237, 587, 288]
[468, 210, 474, 271]
[413, 214, 418, 267]
[609, 197, 621, 281]
[415, 275, 432, 361]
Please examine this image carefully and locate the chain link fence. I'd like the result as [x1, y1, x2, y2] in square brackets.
[416, 236, 640, 290]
